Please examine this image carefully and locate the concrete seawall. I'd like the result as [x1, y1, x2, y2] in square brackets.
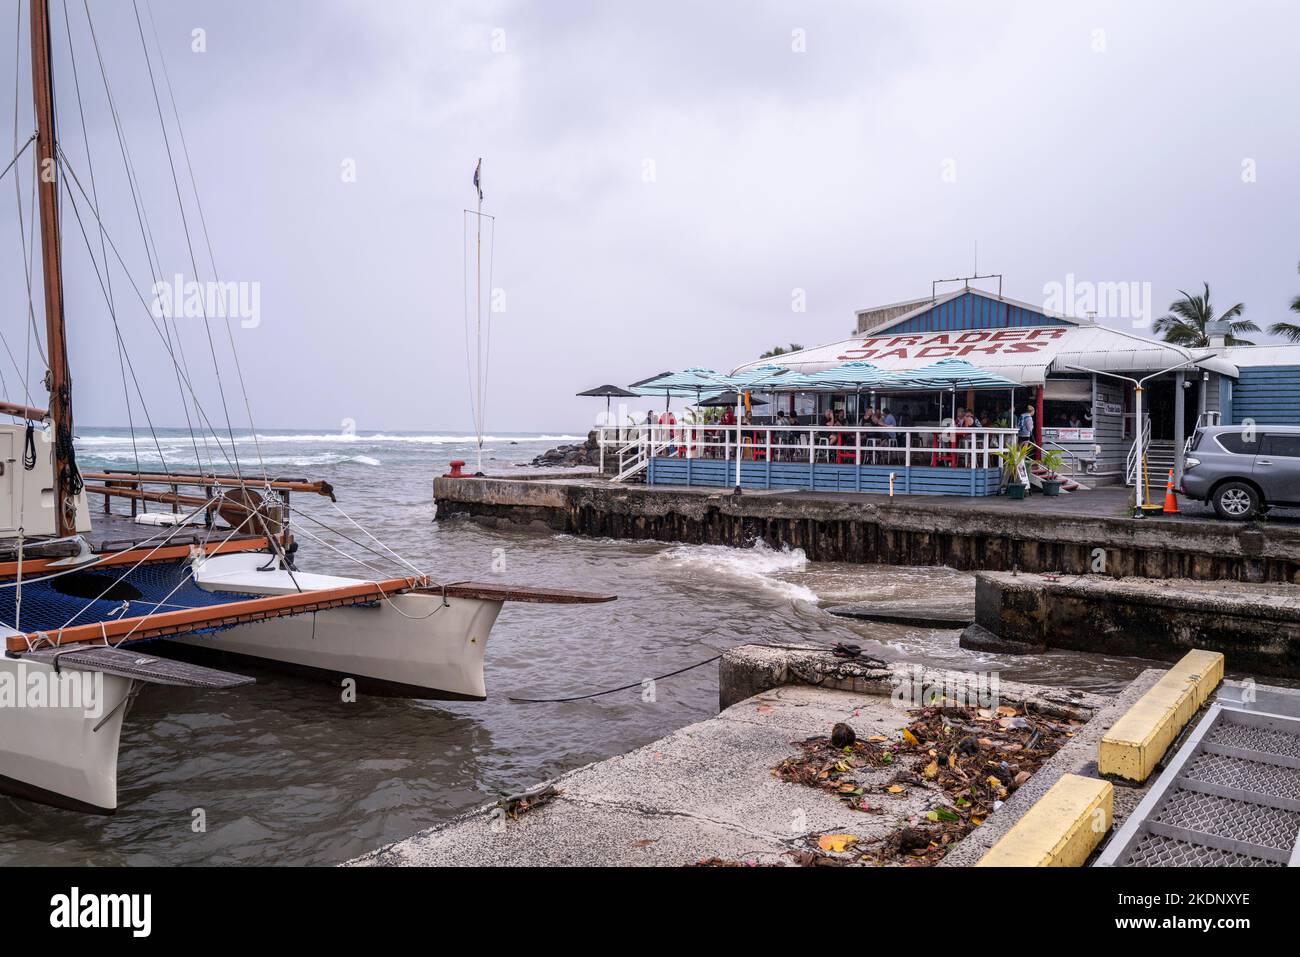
[965, 571, 1300, 676]
[434, 476, 1300, 582]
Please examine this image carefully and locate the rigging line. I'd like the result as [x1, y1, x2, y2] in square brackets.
[327, 499, 428, 580]
[0, 130, 34, 182]
[0, 130, 39, 402]
[237, 517, 442, 620]
[80, 0, 209, 475]
[52, 497, 216, 630]
[480, 213, 493, 462]
[143, 0, 267, 485]
[12, 11, 48, 381]
[56, 149, 246, 479]
[461, 211, 479, 457]
[59, 0, 143, 481]
[279, 496, 427, 576]
[130, 0, 245, 487]
[104, 502, 270, 648]
[0, 501, 215, 592]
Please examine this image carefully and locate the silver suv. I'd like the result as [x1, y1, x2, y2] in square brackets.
[1181, 424, 1300, 520]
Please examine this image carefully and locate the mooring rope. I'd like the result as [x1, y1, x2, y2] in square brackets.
[507, 641, 880, 704]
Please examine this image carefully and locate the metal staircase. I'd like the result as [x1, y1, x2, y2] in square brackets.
[1098, 690, 1300, 867]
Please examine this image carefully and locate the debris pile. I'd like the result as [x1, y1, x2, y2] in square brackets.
[775, 703, 1080, 865]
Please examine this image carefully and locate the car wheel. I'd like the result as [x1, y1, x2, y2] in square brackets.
[1213, 482, 1259, 521]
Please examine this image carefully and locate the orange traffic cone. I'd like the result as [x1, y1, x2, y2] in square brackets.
[1163, 469, 1180, 514]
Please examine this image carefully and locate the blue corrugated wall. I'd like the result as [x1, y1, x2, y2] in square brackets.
[1231, 367, 1300, 424]
[883, 292, 1071, 334]
[648, 457, 1003, 496]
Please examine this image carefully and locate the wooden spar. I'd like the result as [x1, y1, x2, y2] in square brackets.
[30, 0, 76, 537]
[4, 575, 428, 653]
[81, 472, 335, 498]
[431, 582, 616, 604]
[0, 400, 48, 421]
[87, 485, 244, 512]
[0, 535, 270, 581]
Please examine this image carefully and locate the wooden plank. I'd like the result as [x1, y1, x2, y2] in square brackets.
[19, 645, 255, 689]
[83, 471, 335, 498]
[4, 574, 423, 652]
[434, 582, 617, 604]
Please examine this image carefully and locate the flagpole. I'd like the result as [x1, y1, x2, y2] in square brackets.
[475, 158, 483, 473]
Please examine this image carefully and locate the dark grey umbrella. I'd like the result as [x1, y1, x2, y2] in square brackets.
[577, 384, 640, 419]
[697, 390, 770, 407]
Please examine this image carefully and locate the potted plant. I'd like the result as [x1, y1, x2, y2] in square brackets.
[996, 442, 1033, 500]
[1039, 449, 1065, 497]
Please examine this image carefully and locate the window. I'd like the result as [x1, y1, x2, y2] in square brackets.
[1262, 434, 1300, 458]
[1215, 431, 1264, 454]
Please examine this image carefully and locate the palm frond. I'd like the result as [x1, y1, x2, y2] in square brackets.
[1269, 321, 1300, 344]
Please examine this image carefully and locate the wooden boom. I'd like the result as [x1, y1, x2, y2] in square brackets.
[82, 472, 335, 499]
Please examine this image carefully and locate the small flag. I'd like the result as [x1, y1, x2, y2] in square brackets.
[472, 158, 482, 202]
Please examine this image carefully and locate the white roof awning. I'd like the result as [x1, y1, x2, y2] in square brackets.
[732, 324, 1239, 385]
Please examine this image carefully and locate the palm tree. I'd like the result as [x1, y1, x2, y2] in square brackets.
[760, 342, 805, 358]
[1154, 283, 1257, 347]
[1266, 262, 1300, 343]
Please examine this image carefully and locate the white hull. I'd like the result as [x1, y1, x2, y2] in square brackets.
[164, 552, 503, 699]
[0, 655, 133, 813]
[0, 553, 504, 813]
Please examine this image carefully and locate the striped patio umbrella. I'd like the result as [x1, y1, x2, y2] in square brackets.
[881, 358, 1018, 391]
[797, 361, 890, 390]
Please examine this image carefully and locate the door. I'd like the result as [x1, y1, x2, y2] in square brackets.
[0, 432, 12, 533]
[1255, 433, 1300, 504]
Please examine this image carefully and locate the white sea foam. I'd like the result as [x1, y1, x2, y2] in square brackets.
[655, 540, 817, 603]
[76, 432, 582, 446]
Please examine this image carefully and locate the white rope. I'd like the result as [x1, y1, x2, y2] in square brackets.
[327, 500, 430, 580]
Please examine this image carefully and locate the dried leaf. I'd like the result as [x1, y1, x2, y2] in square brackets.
[817, 833, 858, 853]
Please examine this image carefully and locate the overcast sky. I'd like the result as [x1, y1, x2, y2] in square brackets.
[1, 0, 1296, 433]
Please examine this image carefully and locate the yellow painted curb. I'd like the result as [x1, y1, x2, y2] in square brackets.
[1098, 649, 1224, 782]
[976, 773, 1113, 867]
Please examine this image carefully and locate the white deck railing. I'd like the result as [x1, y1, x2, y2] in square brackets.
[599, 423, 1019, 478]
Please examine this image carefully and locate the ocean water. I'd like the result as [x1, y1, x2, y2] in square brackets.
[0, 427, 1161, 865]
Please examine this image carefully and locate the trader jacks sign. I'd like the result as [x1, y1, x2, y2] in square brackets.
[838, 327, 1068, 363]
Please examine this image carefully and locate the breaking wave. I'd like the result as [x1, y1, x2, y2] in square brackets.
[654, 540, 817, 603]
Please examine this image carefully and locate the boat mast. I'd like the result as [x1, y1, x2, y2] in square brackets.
[474, 158, 483, 474]
[30, 0, 77, 537]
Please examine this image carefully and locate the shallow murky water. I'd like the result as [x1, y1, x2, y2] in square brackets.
[0, 430, 1165, 865]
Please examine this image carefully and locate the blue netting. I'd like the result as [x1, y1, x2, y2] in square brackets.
[0, 559, 255, 642]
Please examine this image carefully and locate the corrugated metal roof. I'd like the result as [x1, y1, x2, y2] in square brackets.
[732, 324, 1239, 384]
[1216, 343, 1300, 368]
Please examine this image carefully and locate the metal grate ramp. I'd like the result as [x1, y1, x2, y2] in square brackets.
[1096, 700, 1300, 867]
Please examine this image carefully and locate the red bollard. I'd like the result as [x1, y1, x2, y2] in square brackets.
[444, 459, 466, 478]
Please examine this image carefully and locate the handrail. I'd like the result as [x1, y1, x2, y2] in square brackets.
[1020, 440, 1081, 479]
[599, 424, 1018, 472]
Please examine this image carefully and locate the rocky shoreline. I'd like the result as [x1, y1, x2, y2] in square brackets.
[528, 430, 601, 468]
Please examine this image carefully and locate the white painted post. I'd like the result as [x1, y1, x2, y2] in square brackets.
[735, 393, 743, 490]
[1134, 384, 1145, 509]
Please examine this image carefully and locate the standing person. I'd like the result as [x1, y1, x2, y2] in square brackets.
[1017, 404, 1035, 441]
